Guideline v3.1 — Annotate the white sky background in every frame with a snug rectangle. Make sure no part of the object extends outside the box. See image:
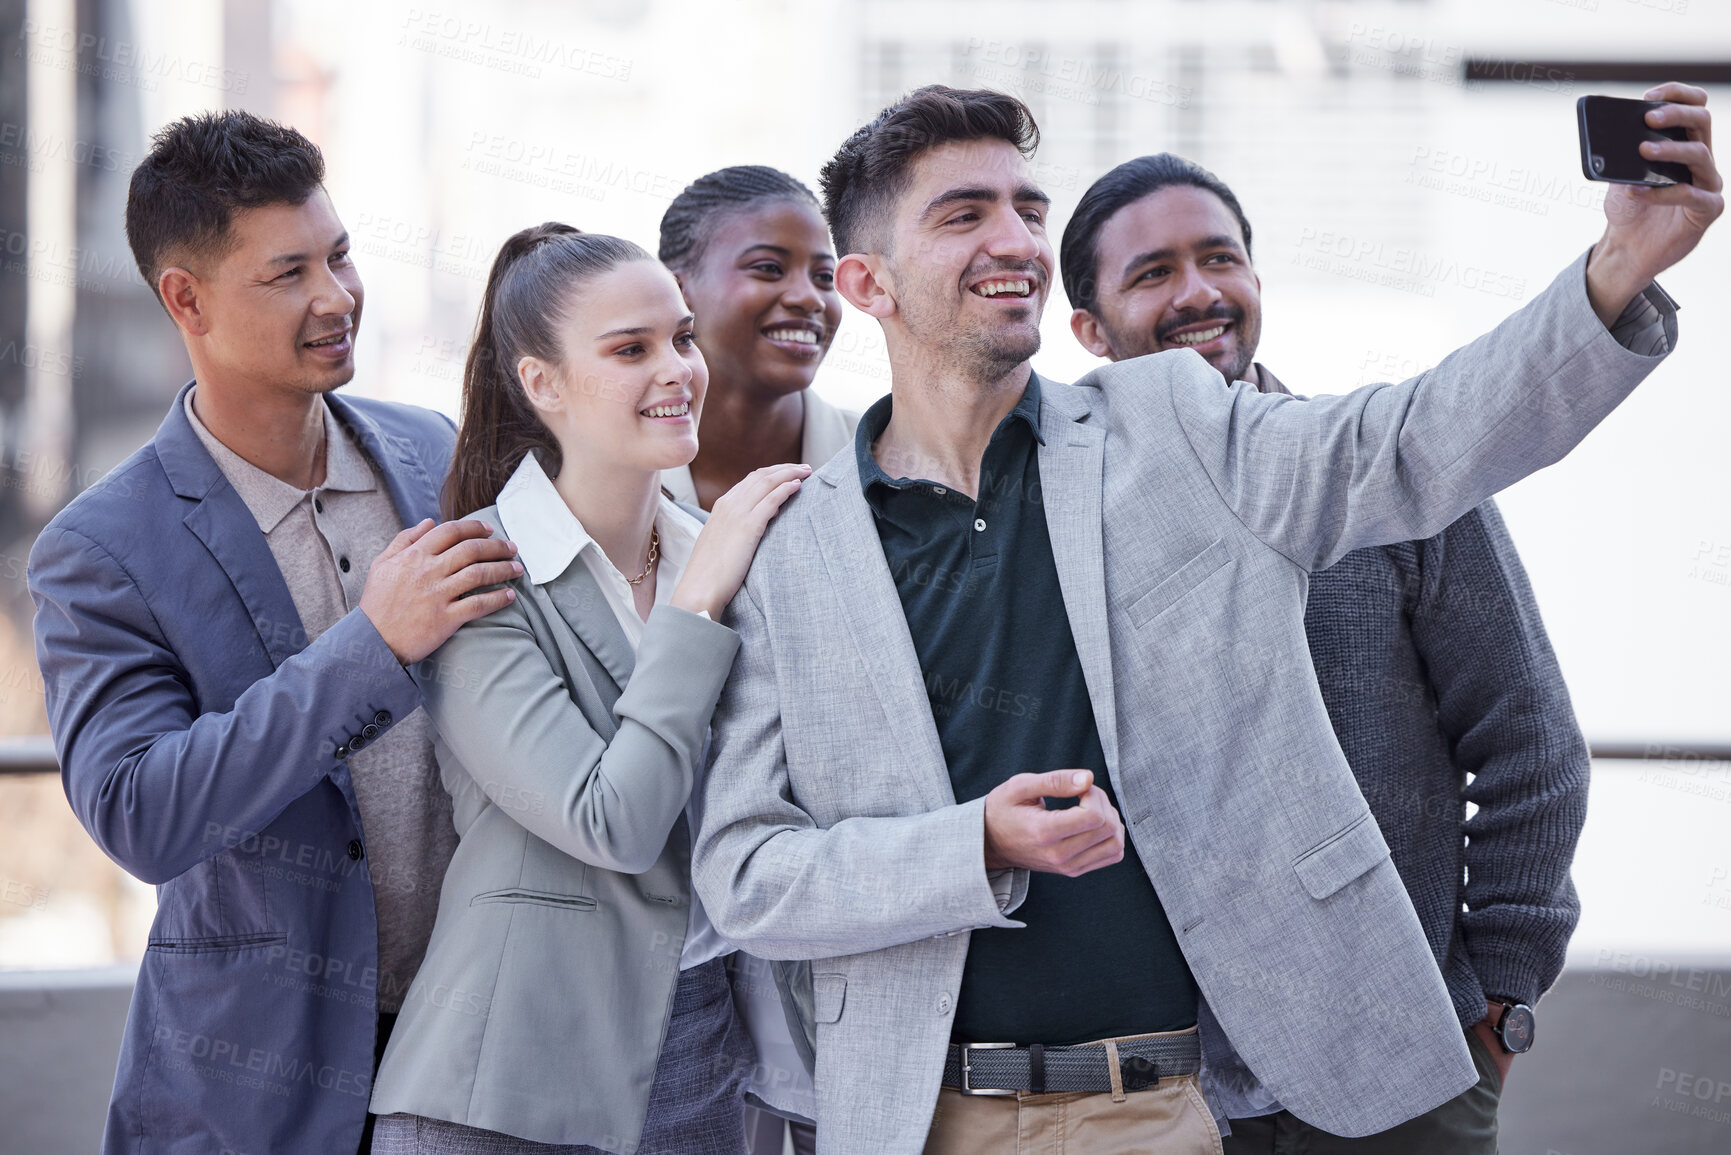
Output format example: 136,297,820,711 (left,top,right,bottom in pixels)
65,0,1722,969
